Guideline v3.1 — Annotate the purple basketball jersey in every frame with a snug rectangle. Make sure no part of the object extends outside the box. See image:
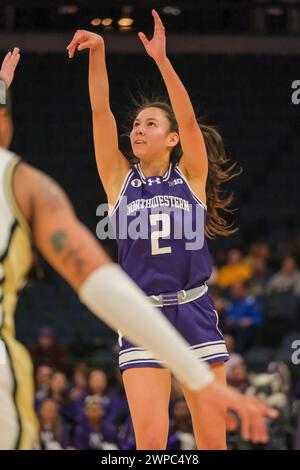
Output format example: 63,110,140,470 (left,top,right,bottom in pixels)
110,162,212,295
